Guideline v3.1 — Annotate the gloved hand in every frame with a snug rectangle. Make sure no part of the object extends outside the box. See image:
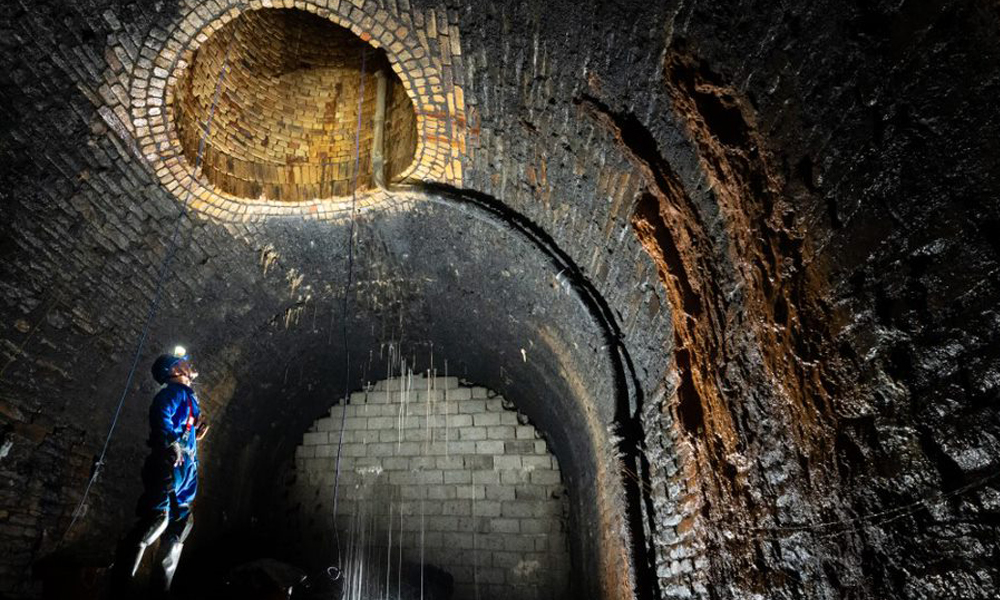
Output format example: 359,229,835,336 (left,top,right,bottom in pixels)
169,442,184,467
196,418,210,441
